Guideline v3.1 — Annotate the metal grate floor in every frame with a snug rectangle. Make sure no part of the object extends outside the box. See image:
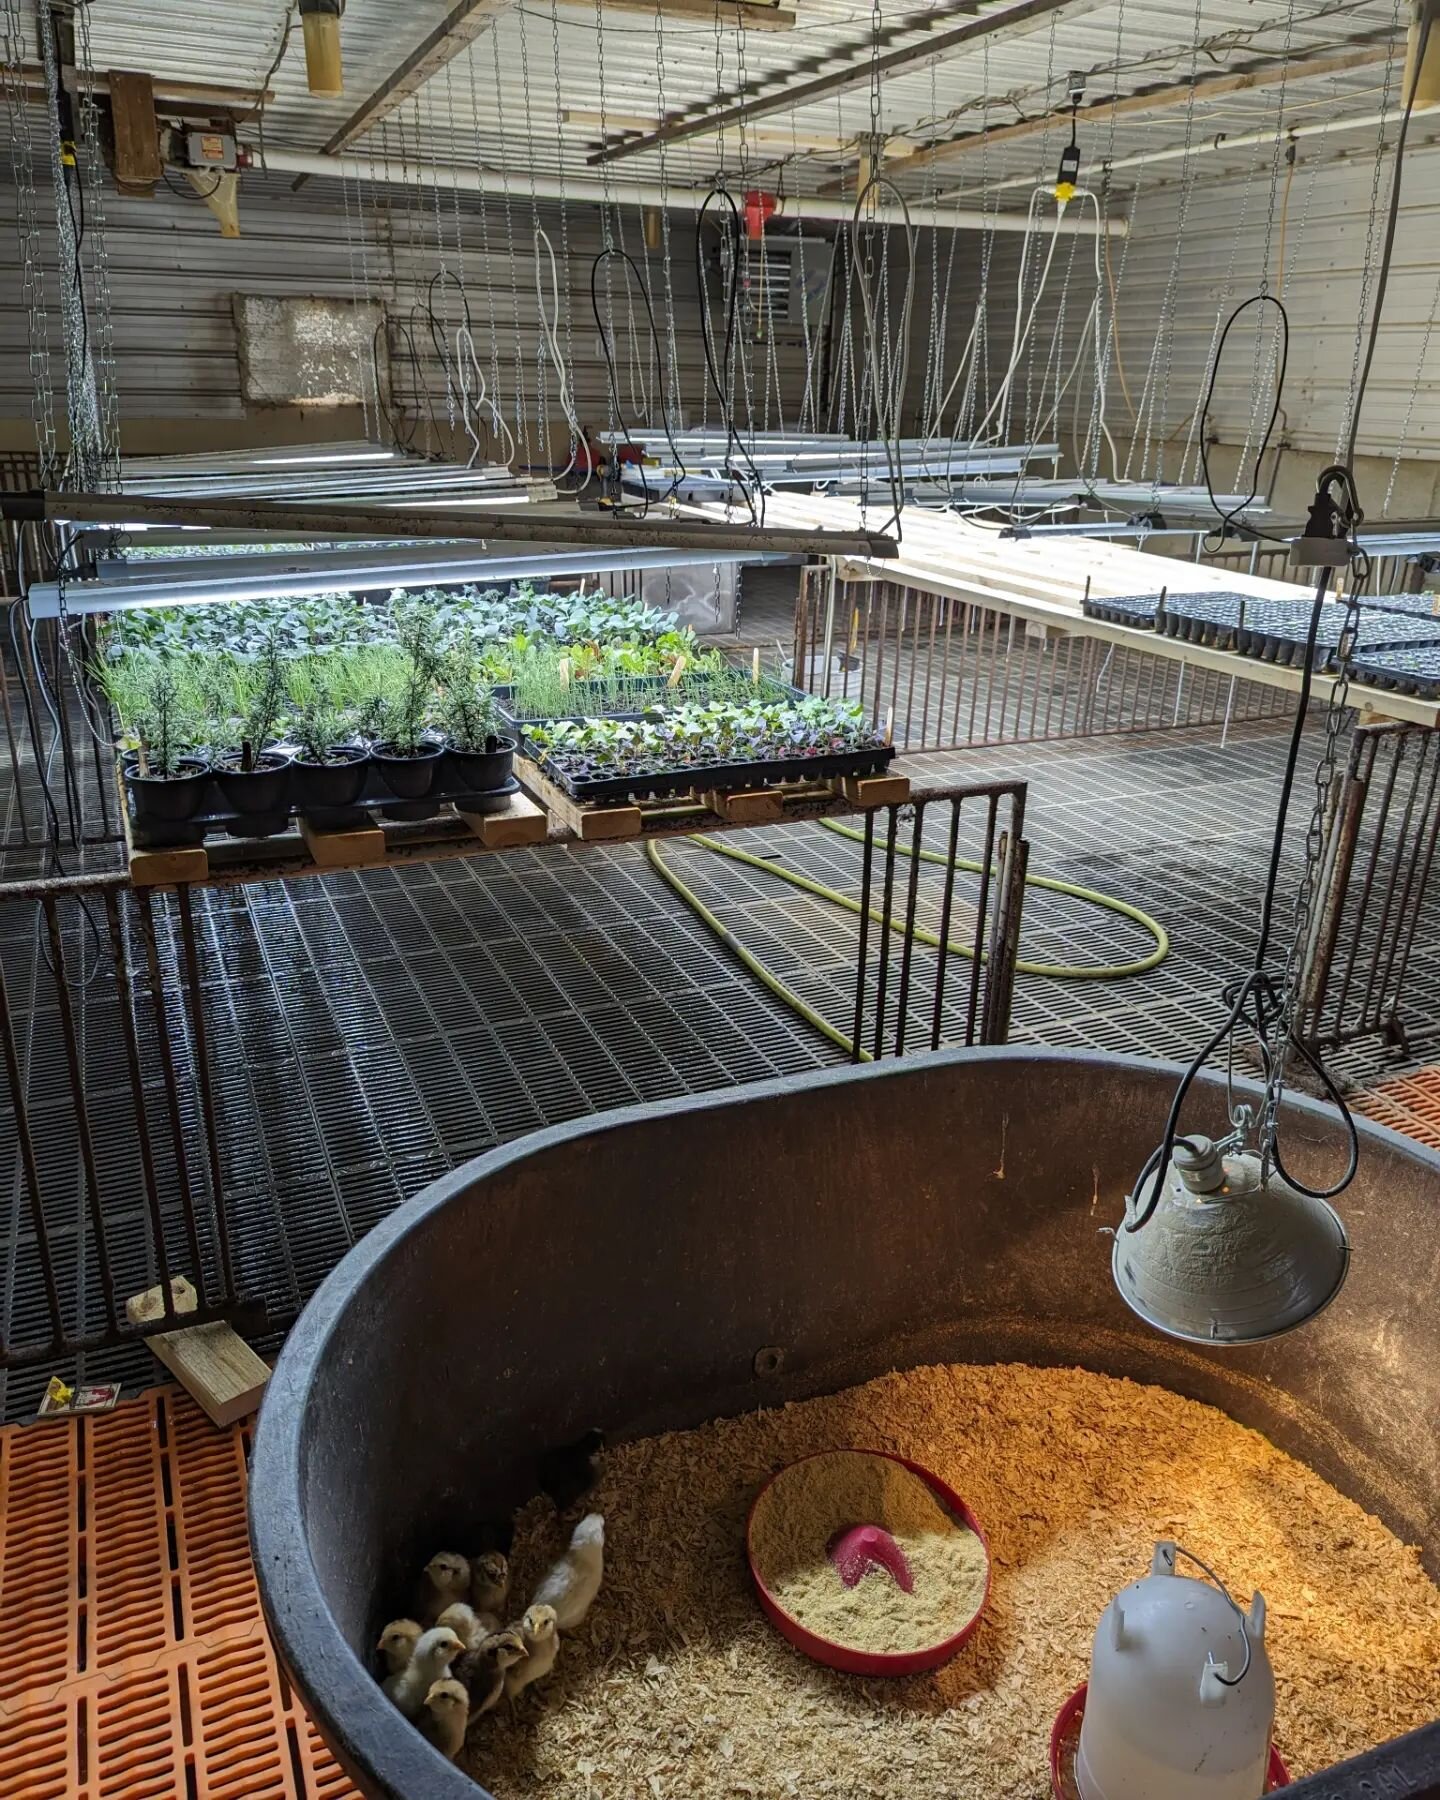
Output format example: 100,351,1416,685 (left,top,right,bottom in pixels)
3,716,1435,1420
